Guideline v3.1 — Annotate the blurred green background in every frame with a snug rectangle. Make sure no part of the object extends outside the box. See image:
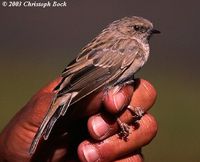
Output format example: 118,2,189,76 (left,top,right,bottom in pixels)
0,0,200,161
